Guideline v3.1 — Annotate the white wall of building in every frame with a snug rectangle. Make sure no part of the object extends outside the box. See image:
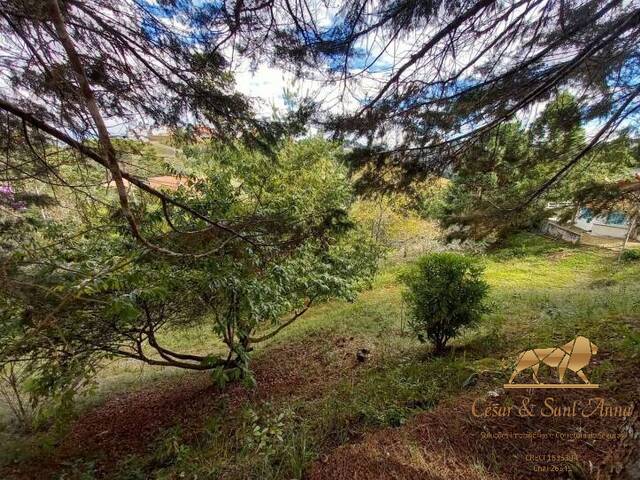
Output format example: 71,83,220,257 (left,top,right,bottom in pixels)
591,223,629,239
574,207,636,239
574,214,593,231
